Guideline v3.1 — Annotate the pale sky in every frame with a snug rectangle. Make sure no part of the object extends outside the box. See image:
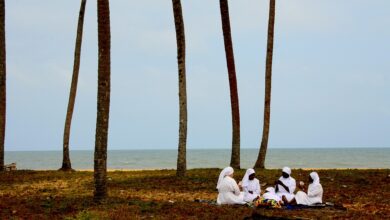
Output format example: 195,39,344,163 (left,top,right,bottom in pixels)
5,0,390,151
